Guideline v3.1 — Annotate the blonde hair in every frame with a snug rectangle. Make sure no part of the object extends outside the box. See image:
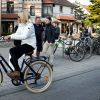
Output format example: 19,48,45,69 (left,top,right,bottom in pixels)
18,12,28,24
